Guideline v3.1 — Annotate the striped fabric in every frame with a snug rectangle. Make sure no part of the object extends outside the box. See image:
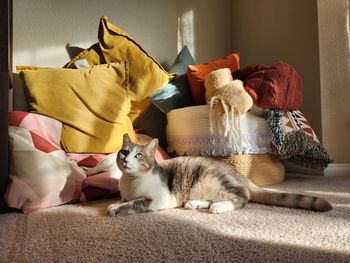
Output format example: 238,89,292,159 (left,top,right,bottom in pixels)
6,111,169,213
